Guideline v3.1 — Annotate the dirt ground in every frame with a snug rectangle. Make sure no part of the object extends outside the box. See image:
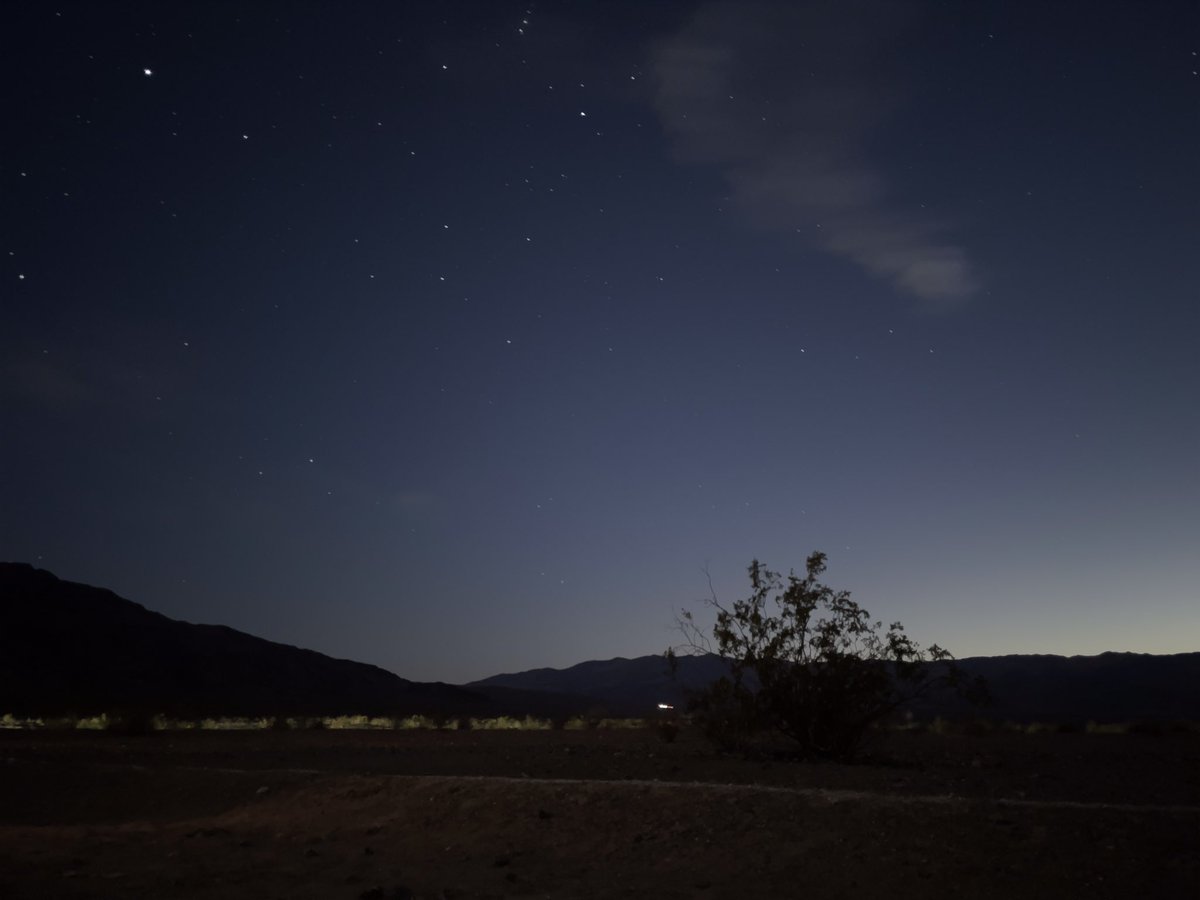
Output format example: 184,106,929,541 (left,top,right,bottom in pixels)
1,727,1197,898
